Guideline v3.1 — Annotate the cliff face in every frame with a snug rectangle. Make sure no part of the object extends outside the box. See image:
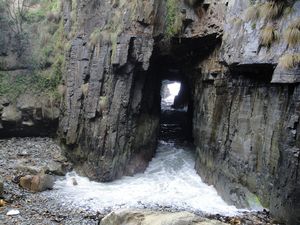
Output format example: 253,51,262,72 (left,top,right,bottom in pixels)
57,0,299,224
192,1,300,224
59,0,161,181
